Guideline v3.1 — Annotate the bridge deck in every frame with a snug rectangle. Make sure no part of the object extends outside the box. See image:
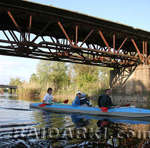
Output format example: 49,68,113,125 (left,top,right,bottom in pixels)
0,85,17,89
1,0,150,40
0,0,149,67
